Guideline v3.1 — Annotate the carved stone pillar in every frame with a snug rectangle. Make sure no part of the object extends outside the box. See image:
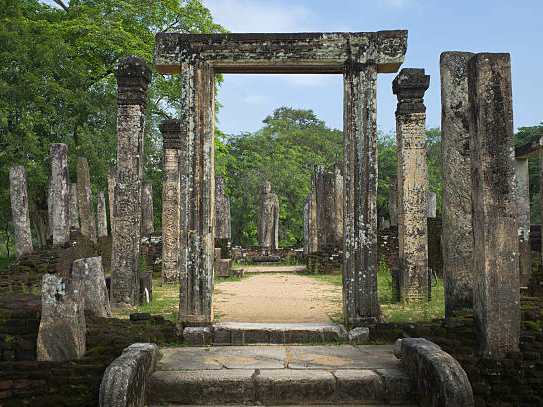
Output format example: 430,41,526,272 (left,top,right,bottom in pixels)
142,182,154,236
258,181,280,251
9,166,33,257
343,63,380,325
69,183,79,230
468,53,519,358
161,119,182,283
96,192,108,238
76,157,97,243
49,143,70,246
111,56,151,307
303,189,318,255
107,166,116,235
178,61,215,325
393,68,430,302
